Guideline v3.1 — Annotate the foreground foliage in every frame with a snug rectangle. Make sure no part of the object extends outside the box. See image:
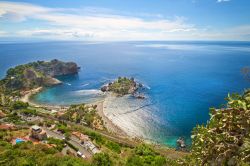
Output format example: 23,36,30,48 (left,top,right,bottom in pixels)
185,90,250,165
